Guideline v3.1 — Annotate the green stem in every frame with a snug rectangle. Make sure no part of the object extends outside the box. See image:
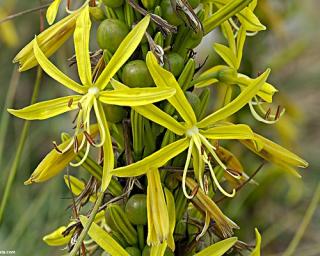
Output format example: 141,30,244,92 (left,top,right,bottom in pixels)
0,67,42,225
282,182,320,256
69,192,104,256
137,224,145,250
0,67,20,167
